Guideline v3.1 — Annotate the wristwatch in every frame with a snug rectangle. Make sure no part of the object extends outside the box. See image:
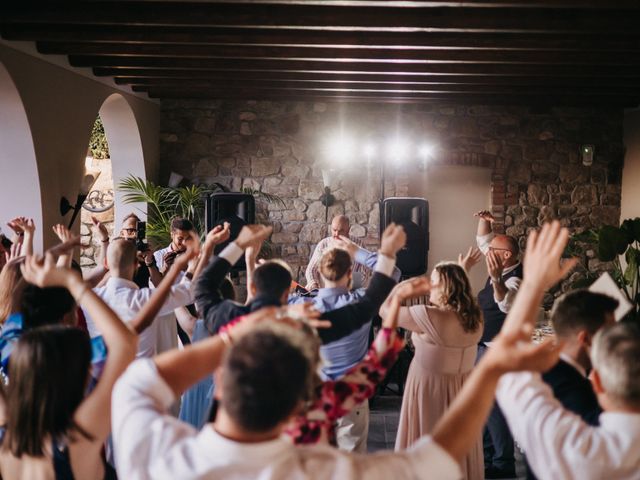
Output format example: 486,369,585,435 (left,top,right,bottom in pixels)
145,260,157,268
